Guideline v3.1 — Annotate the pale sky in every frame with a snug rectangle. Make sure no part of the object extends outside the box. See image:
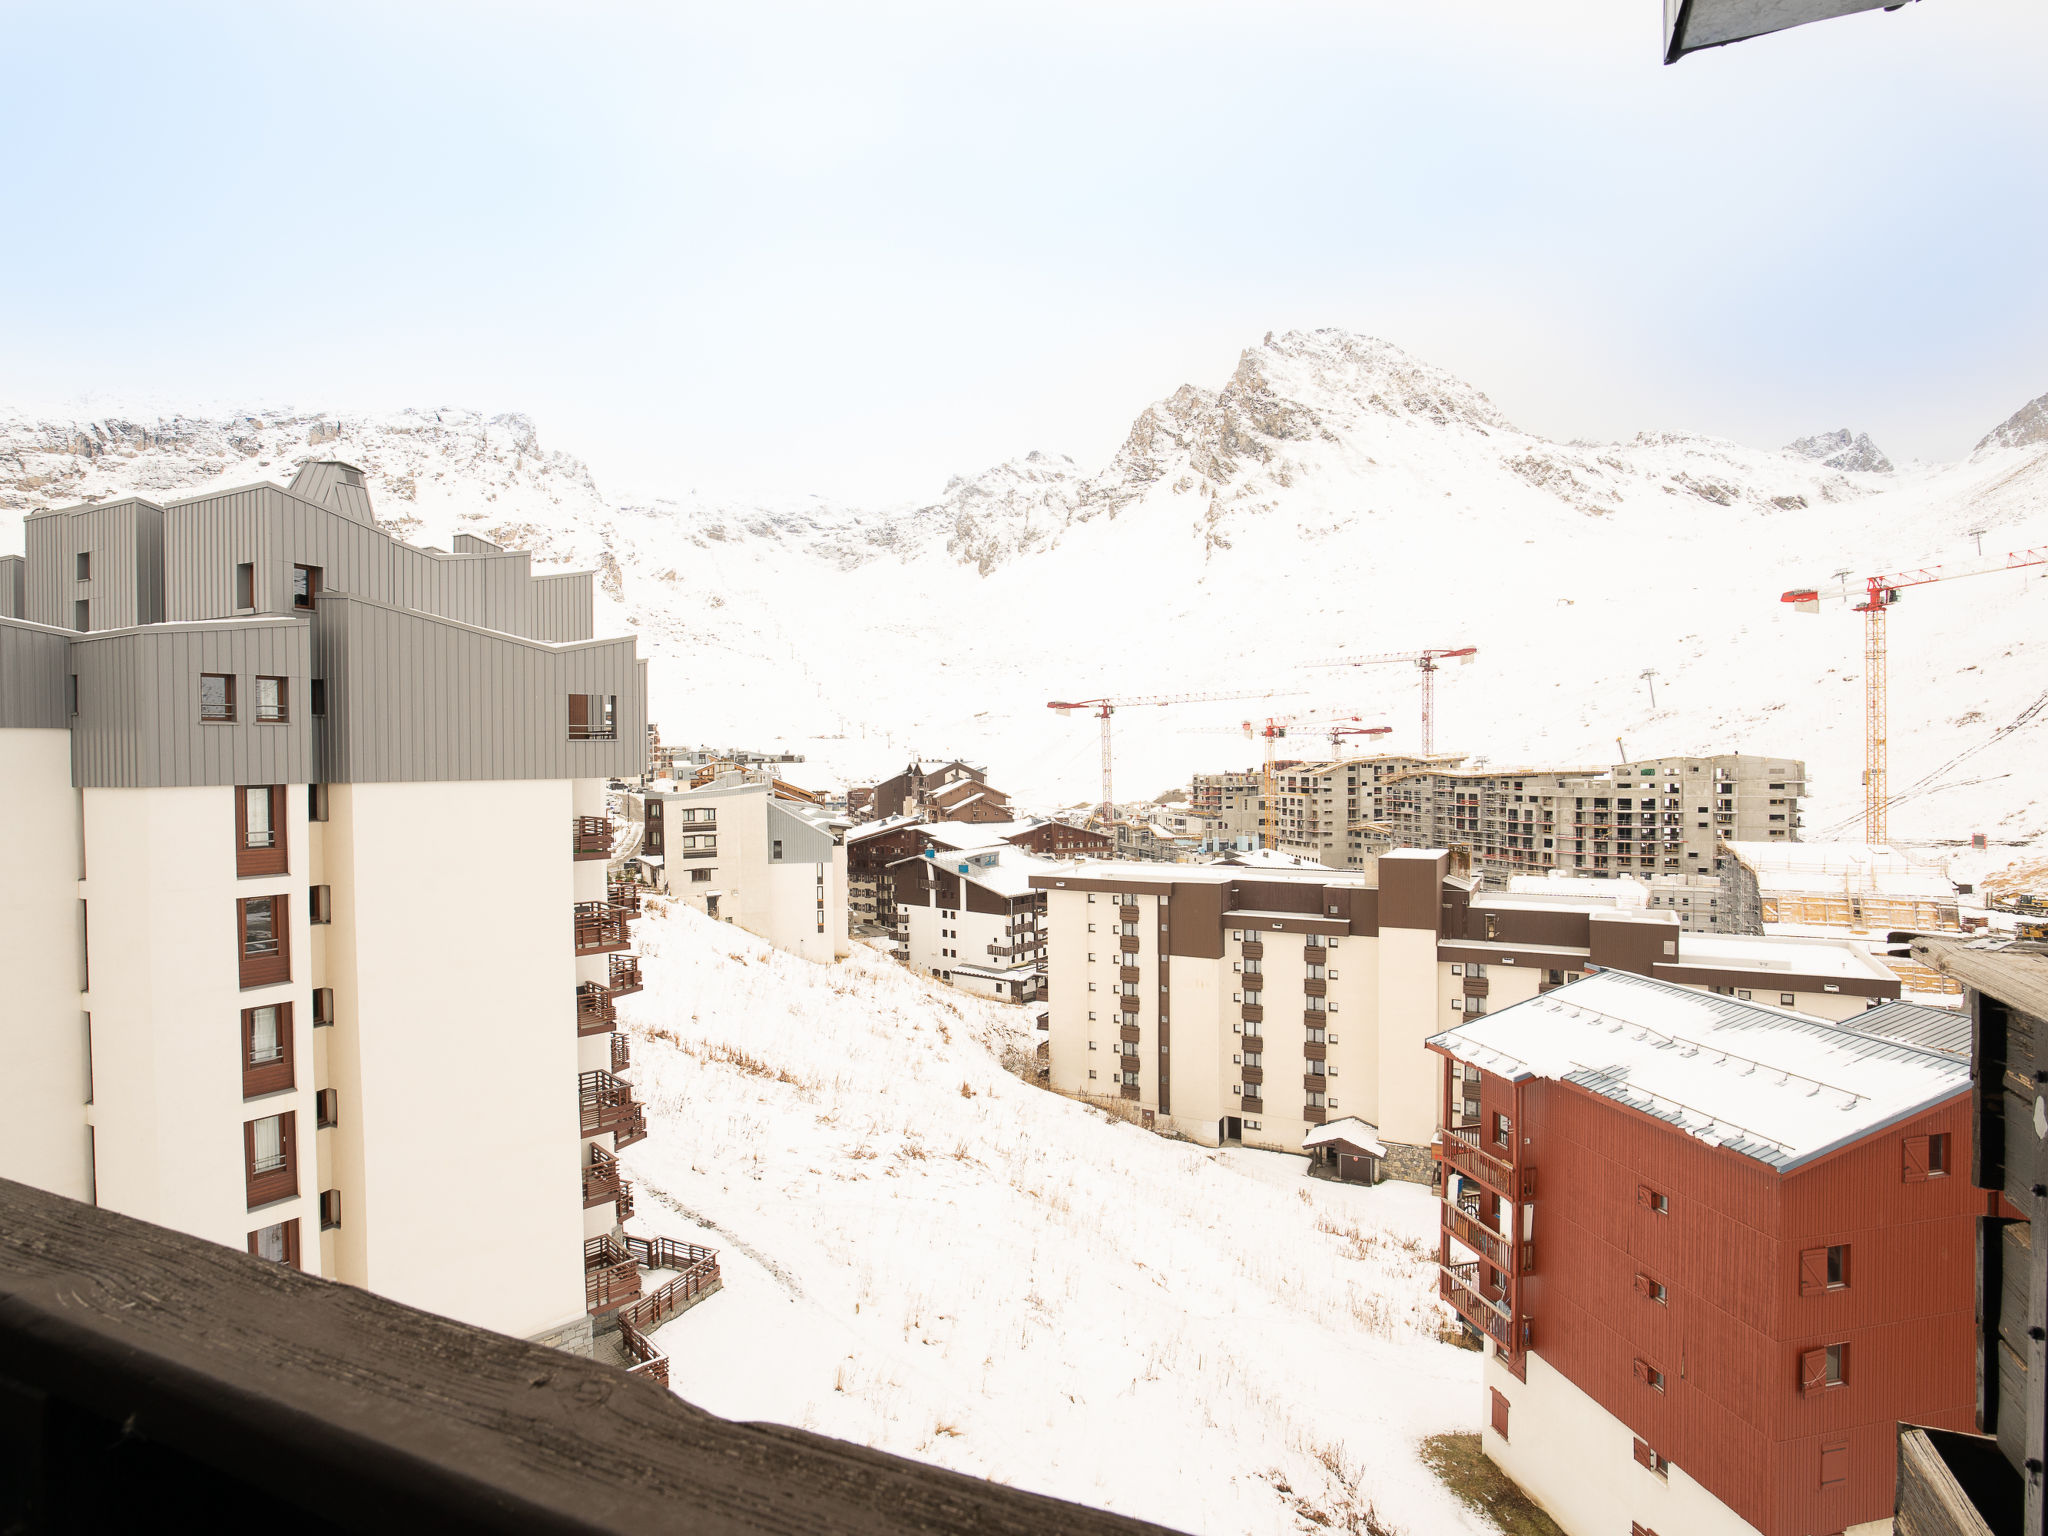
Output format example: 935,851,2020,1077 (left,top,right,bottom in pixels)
4,1,2044,504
